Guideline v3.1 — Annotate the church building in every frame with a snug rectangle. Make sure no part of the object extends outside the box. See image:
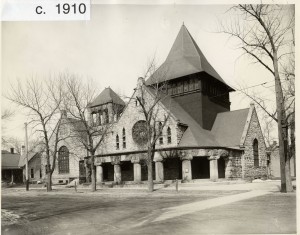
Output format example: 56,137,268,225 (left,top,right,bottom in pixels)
88,24,268,184
44,24,267,185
